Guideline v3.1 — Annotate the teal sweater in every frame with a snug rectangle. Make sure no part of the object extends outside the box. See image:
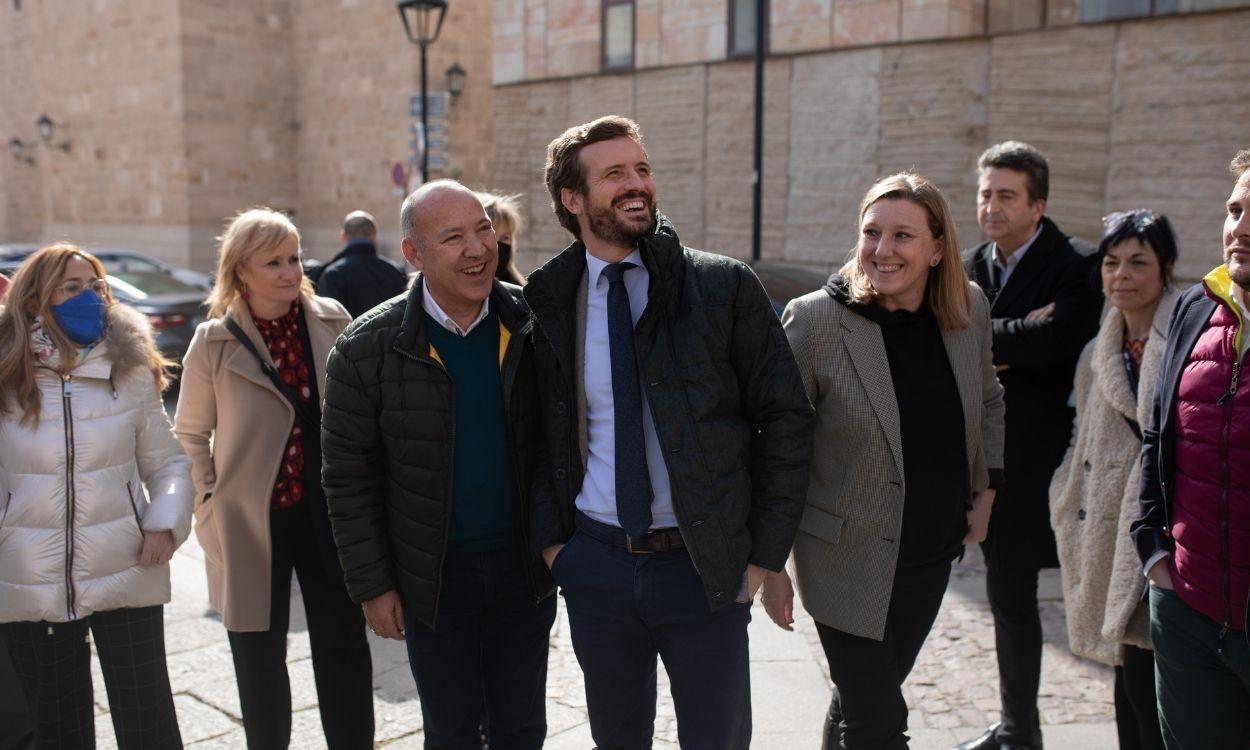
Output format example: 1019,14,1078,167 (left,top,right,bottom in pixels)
425,310,518,552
